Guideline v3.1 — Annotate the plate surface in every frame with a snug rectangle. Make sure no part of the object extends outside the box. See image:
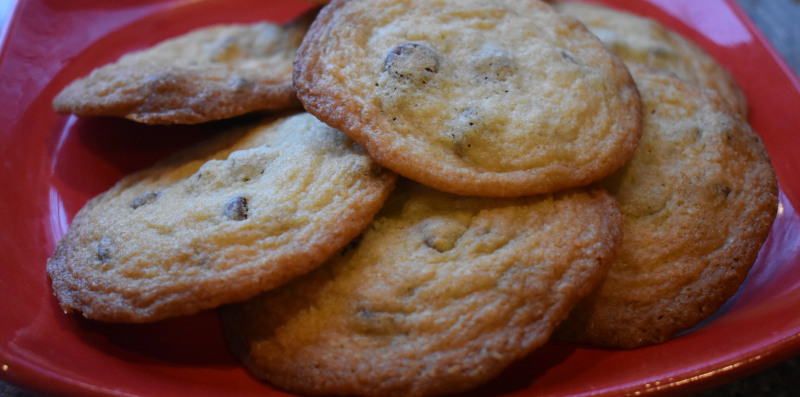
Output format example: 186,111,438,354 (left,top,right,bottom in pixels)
1,0,799,396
